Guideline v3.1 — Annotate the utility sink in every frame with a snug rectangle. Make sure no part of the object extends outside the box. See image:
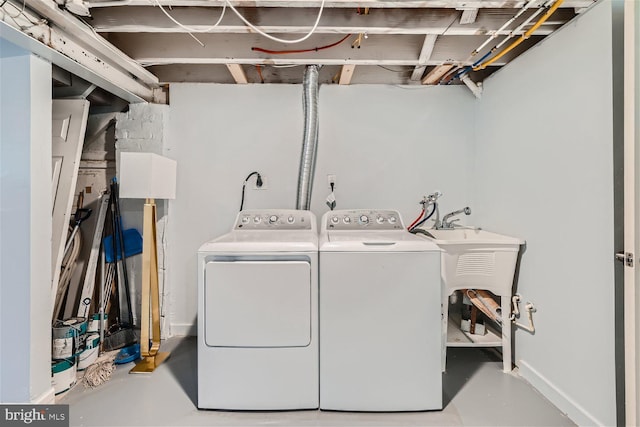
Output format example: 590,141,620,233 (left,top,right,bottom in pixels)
416,228,524,296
